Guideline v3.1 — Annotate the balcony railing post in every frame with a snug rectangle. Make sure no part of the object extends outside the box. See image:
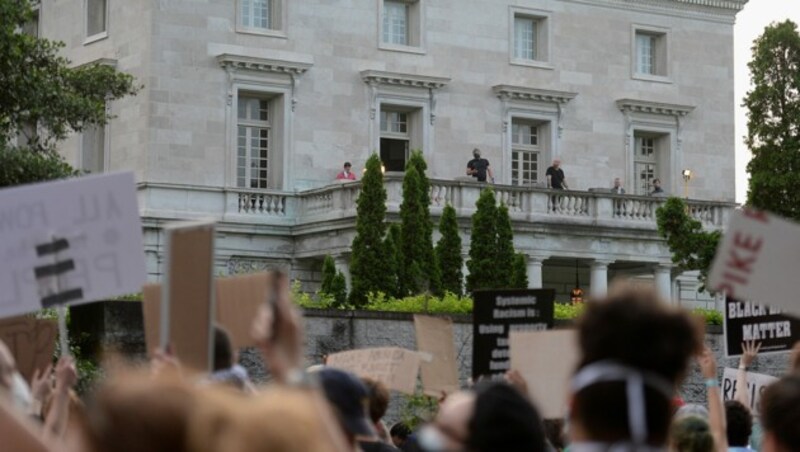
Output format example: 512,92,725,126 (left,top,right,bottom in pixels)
596,196,613,221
